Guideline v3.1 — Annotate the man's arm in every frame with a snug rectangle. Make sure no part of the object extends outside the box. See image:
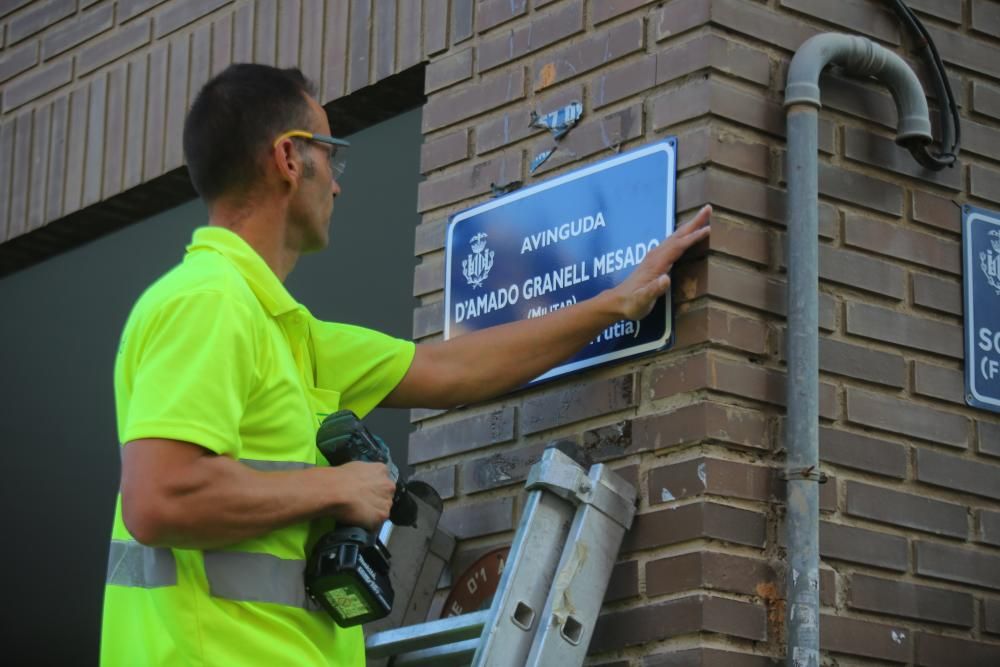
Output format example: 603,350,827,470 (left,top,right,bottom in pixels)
120,438,396,549
383,205,711,409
